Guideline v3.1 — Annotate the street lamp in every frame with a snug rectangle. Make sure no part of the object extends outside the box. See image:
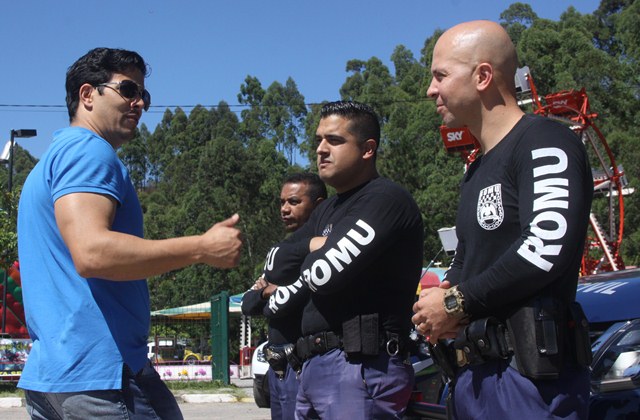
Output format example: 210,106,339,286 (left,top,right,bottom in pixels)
7,129,37,193
2,128,36,334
